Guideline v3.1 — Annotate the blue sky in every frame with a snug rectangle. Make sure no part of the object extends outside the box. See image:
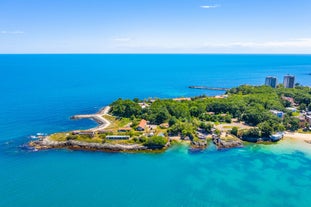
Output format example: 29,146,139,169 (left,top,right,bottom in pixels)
1,0,311,53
